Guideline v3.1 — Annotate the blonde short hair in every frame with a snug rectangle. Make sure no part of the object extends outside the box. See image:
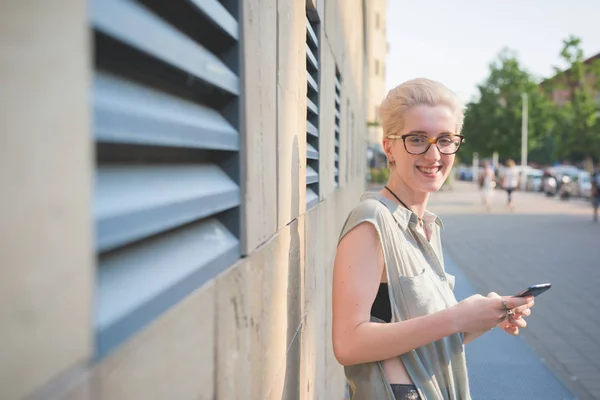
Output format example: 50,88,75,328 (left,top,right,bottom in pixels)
378,78,465,139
